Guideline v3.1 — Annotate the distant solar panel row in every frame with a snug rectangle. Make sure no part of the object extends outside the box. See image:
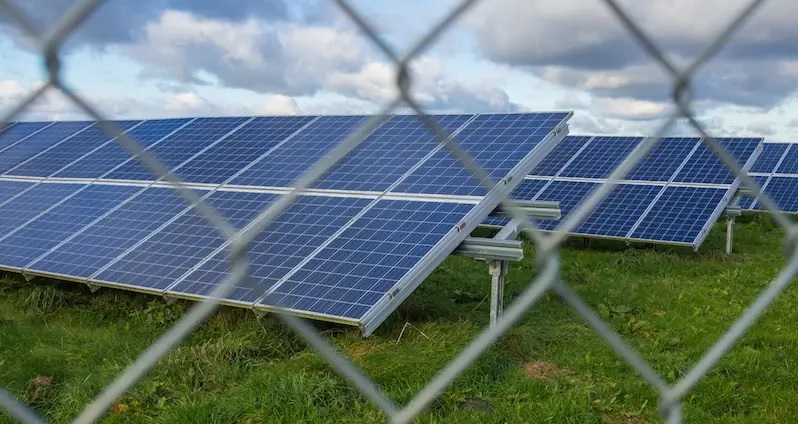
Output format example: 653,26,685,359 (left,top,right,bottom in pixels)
0,112,572,334
484,135,763,247
736,142,798,213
